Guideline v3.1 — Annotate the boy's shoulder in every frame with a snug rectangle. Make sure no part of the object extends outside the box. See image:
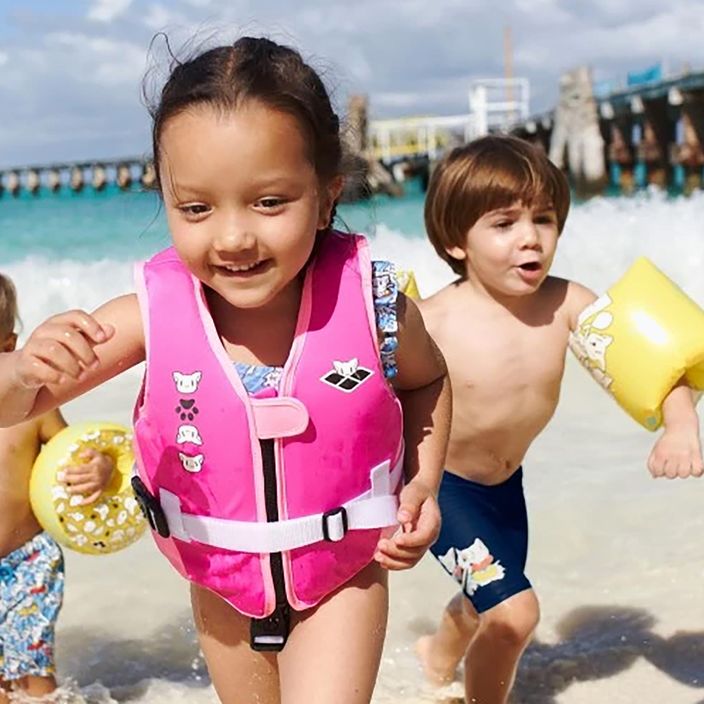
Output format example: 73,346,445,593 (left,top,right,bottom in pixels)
540,276,597,329
417,280,462,327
